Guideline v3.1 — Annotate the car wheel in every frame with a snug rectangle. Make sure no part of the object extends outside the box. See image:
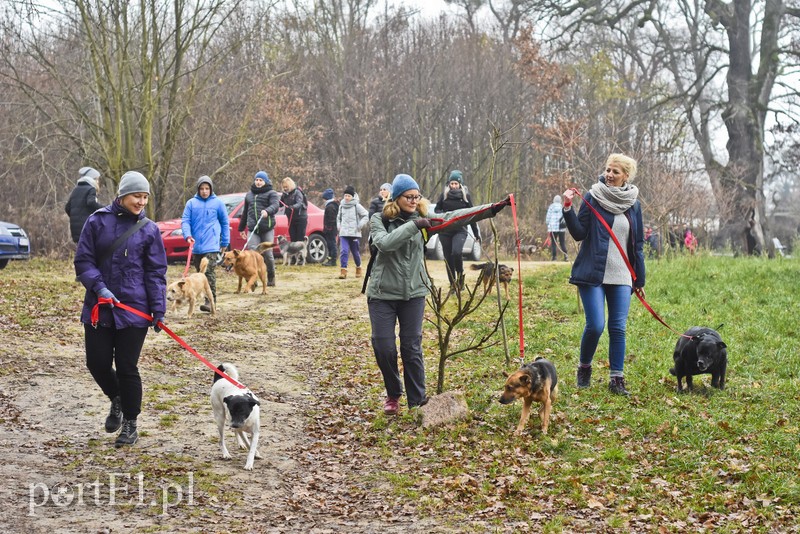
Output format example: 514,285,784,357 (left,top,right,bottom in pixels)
306,233,328,264
427,238,444,261
468,240,482,262
0,259,7,270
